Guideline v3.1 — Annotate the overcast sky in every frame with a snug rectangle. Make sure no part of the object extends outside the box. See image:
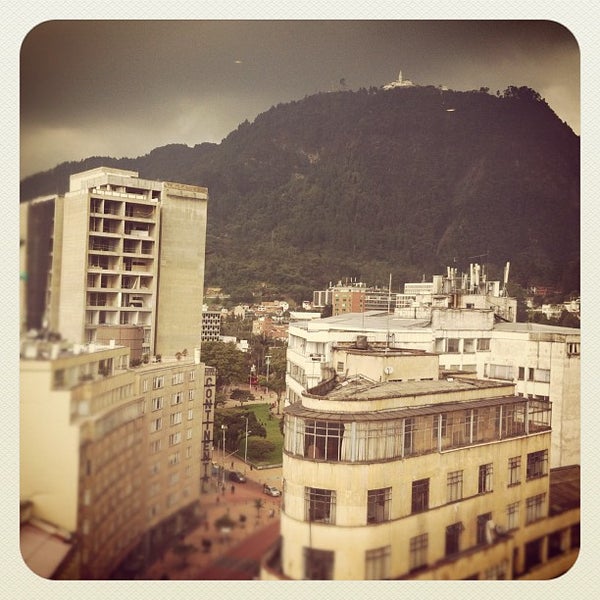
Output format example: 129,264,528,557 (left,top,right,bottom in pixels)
20,19,580,178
